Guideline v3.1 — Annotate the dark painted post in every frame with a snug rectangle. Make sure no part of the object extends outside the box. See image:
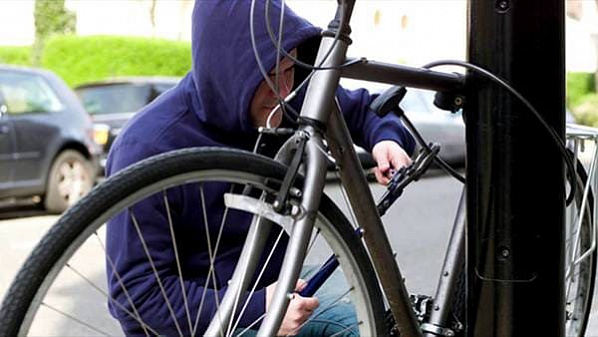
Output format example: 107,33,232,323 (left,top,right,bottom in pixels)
466,0,565,336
